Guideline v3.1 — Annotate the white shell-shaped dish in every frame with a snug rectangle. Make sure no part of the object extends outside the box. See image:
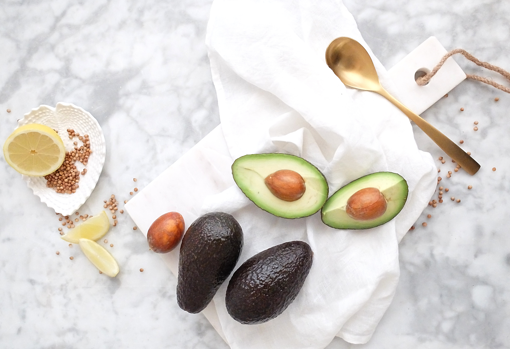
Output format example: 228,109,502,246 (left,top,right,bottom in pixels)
17,103,106,216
